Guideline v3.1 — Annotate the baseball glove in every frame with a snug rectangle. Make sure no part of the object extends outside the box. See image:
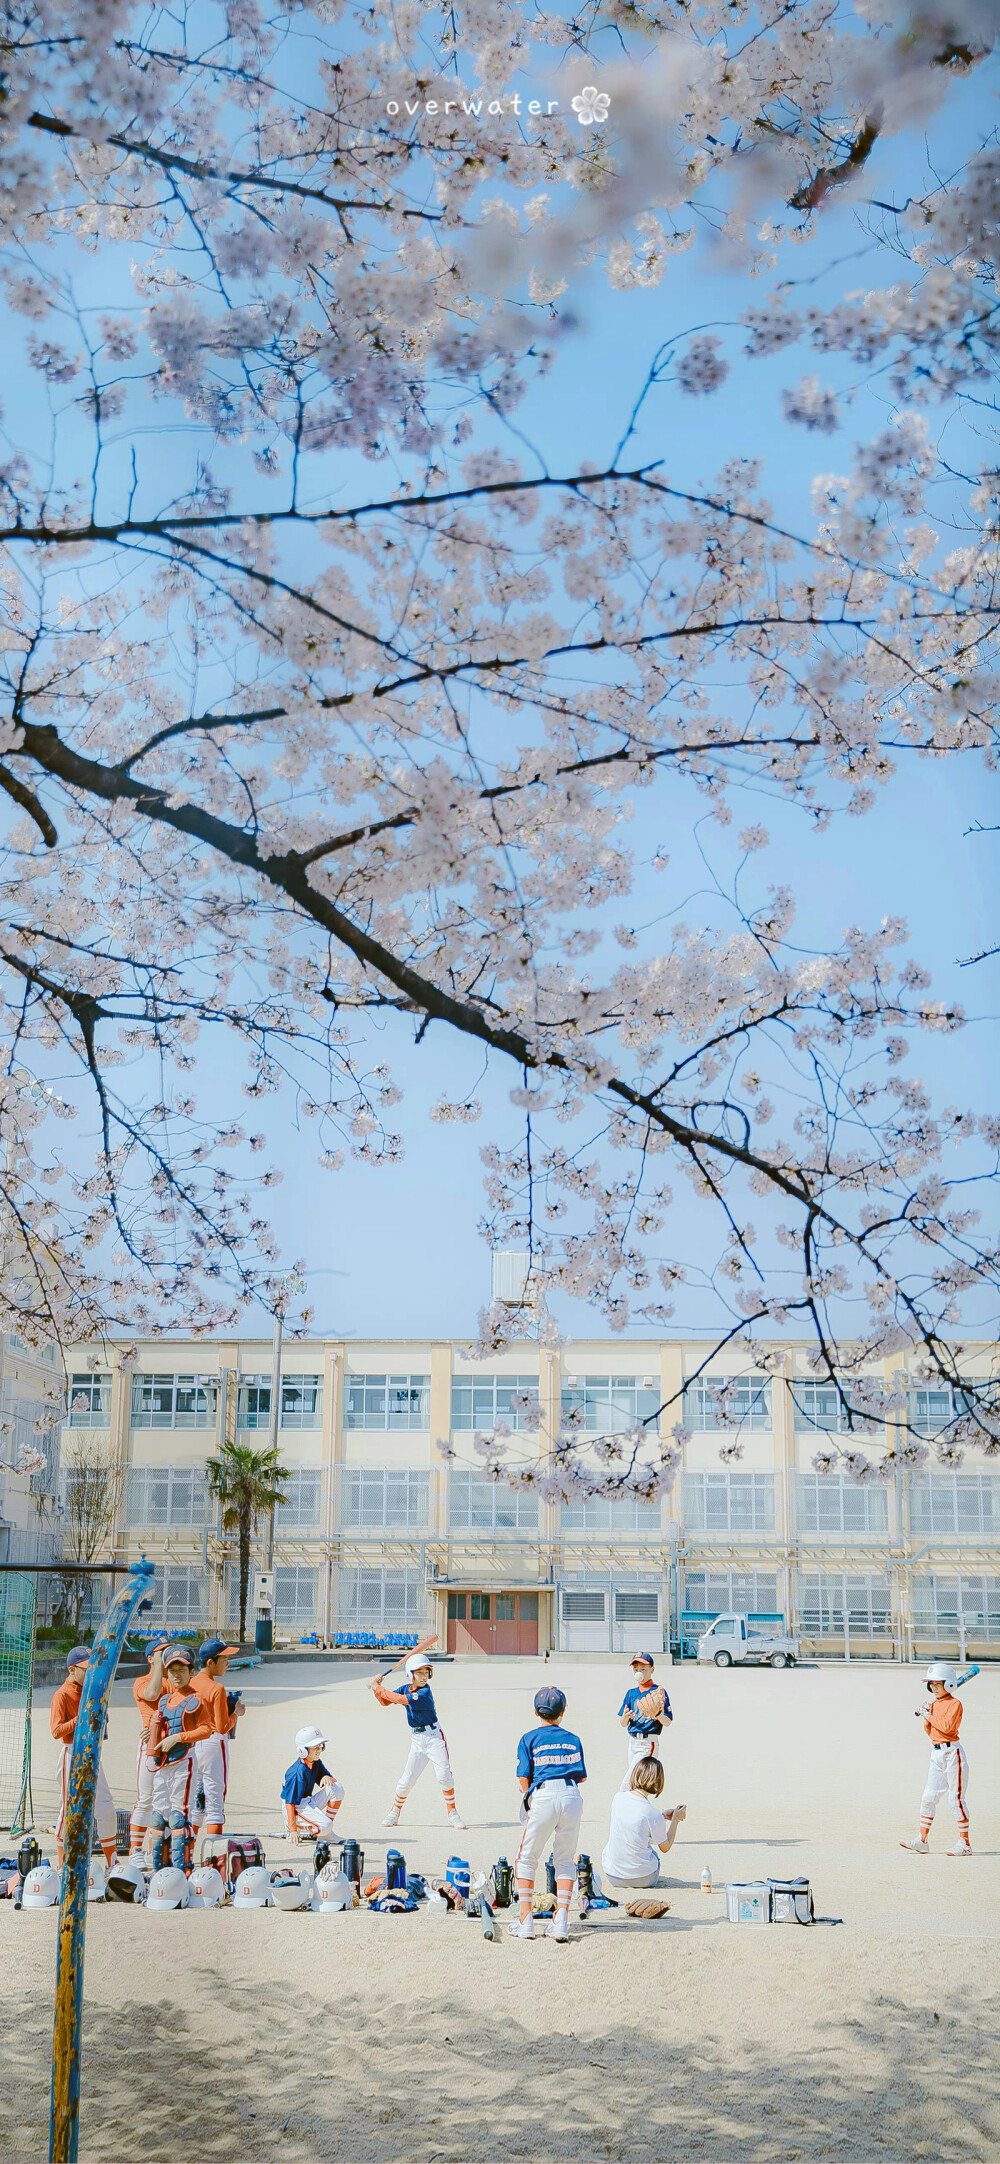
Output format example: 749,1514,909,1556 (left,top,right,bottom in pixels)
625,1897,671,1918
432,1879,465,1910
633,1687,667,1723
